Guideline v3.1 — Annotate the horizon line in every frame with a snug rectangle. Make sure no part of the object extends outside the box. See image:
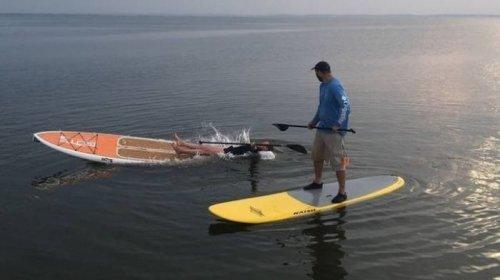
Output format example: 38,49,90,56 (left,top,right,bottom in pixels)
1,12,499,17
